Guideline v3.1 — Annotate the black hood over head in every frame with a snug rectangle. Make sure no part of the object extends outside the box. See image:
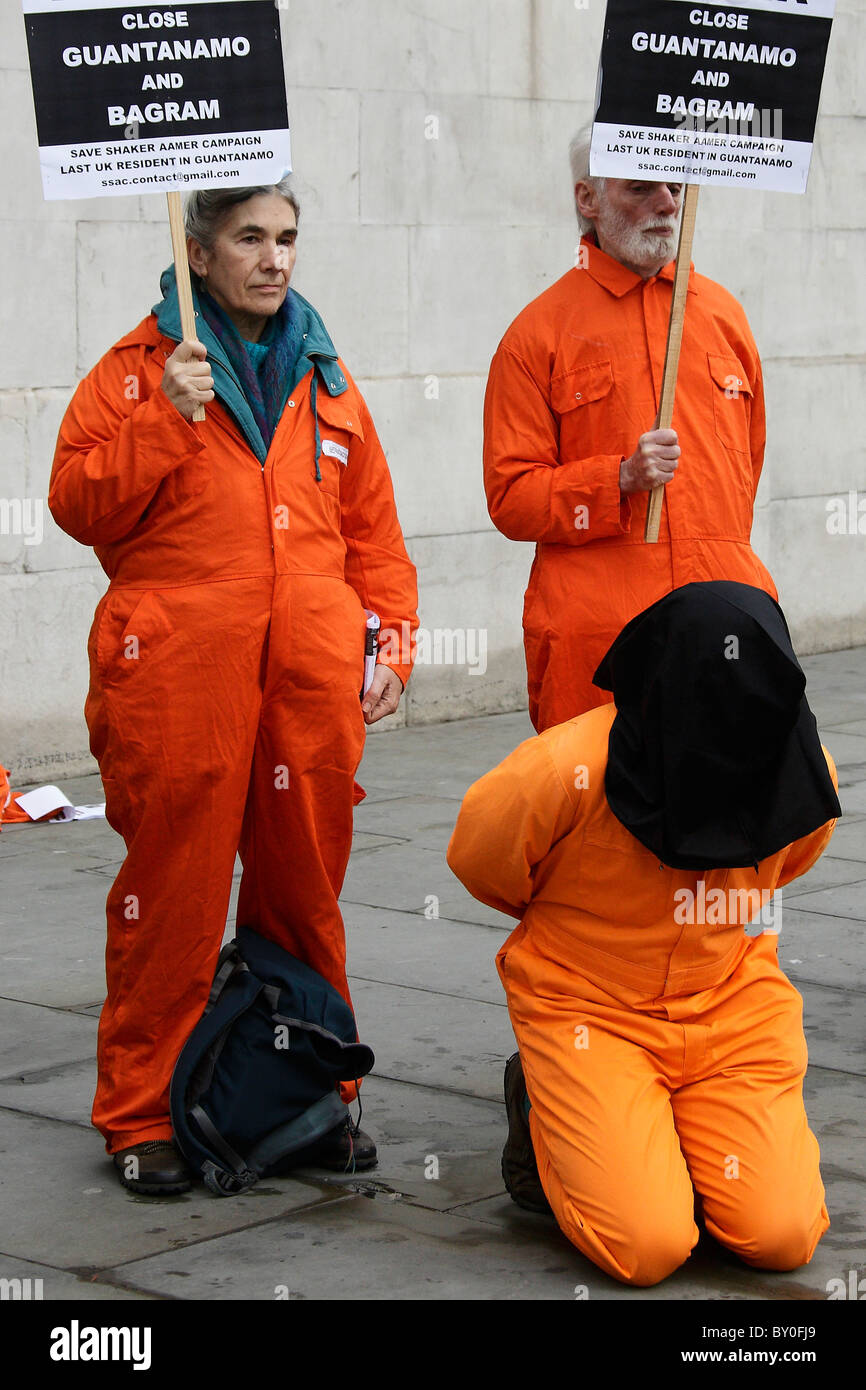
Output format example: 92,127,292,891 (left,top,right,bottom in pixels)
592,582,840,871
